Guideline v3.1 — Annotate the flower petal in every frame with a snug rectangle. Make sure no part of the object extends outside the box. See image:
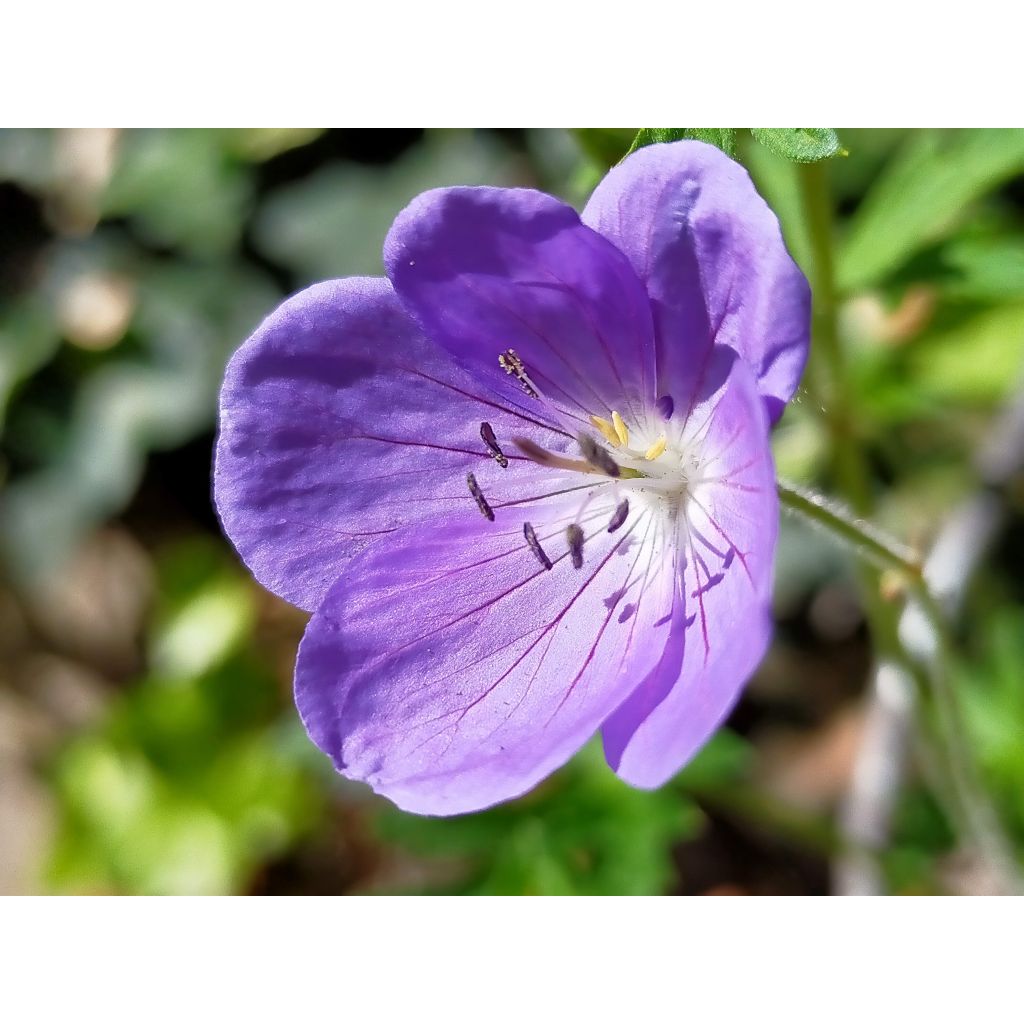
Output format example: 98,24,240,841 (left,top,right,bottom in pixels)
295,495,677,816
582,141,810,423
602,356,778,787
383,186,658,433
214,276,572,612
